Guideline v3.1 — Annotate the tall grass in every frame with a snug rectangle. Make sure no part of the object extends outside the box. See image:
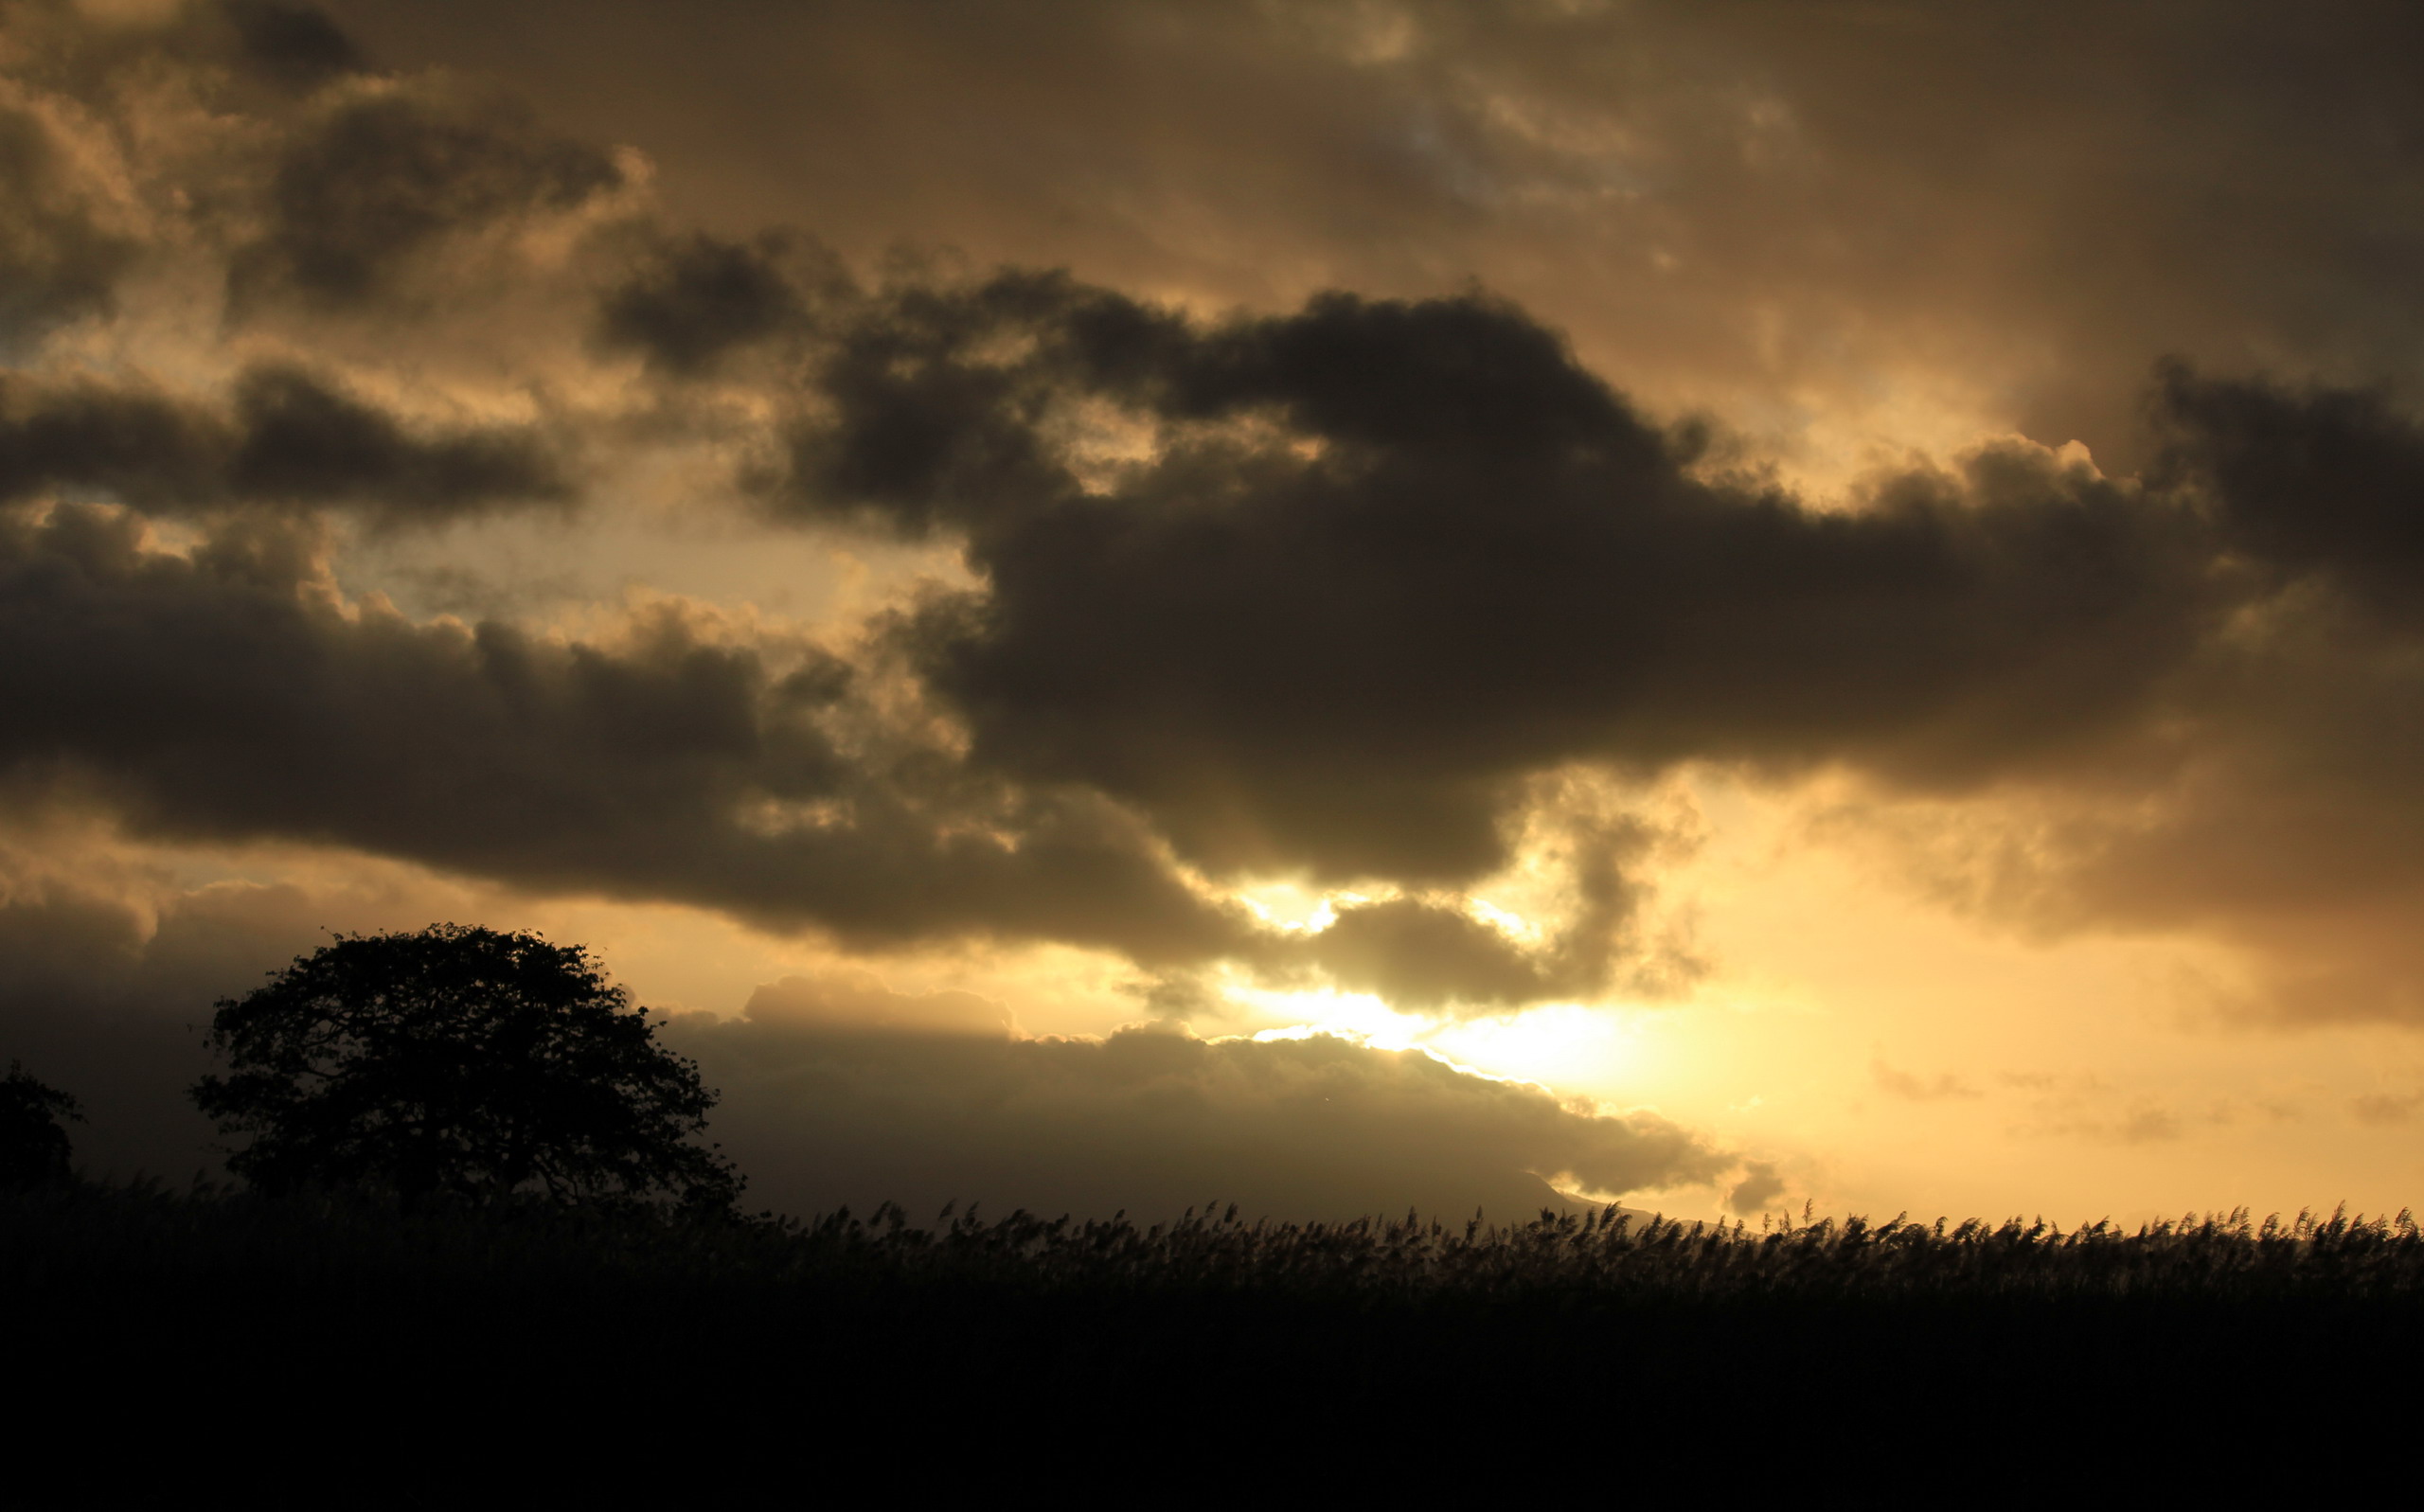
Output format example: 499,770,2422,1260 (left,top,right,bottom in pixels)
787,1199,2424,1301
12,1185,2415,1493
15,1181,2424,1301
